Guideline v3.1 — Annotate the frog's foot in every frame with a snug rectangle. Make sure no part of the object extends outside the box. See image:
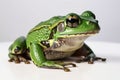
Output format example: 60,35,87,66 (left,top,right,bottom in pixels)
95,57,106,62
8,56,20,64
18,56,30,64
8,54,30,64
76,55,106,64
87,57,106,64
41,61,76,72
